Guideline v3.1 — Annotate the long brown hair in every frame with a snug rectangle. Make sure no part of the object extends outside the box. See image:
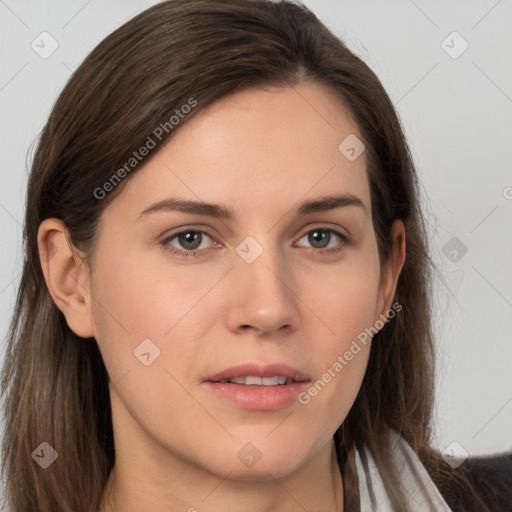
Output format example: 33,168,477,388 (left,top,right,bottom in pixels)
1,1,487,510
